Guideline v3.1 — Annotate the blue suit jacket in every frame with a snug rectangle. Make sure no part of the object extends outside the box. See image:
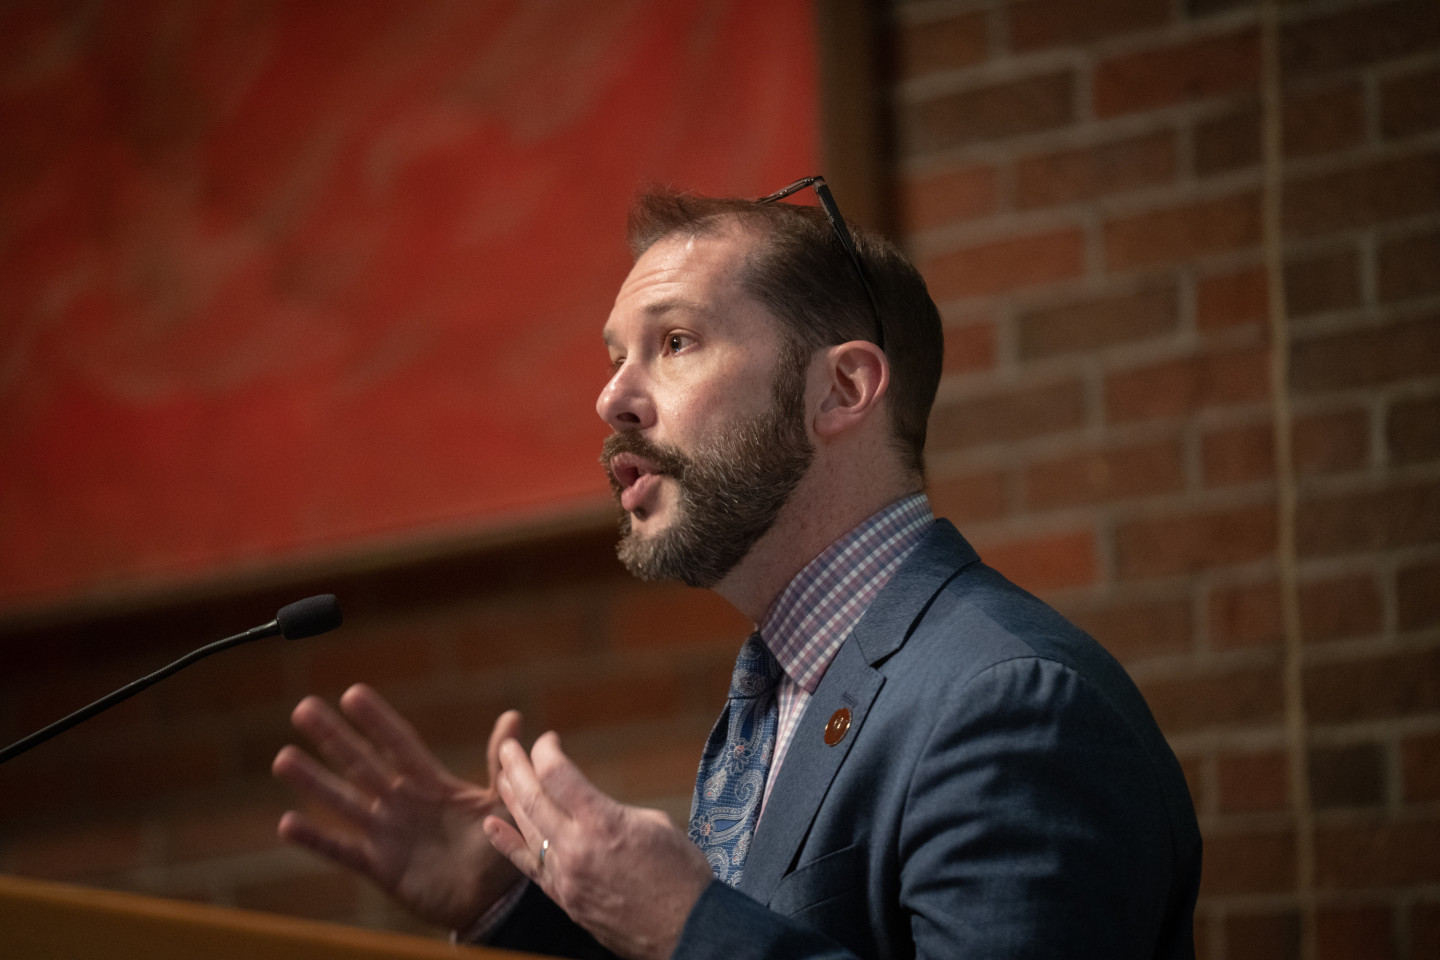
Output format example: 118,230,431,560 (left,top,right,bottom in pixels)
492,521,1201,959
